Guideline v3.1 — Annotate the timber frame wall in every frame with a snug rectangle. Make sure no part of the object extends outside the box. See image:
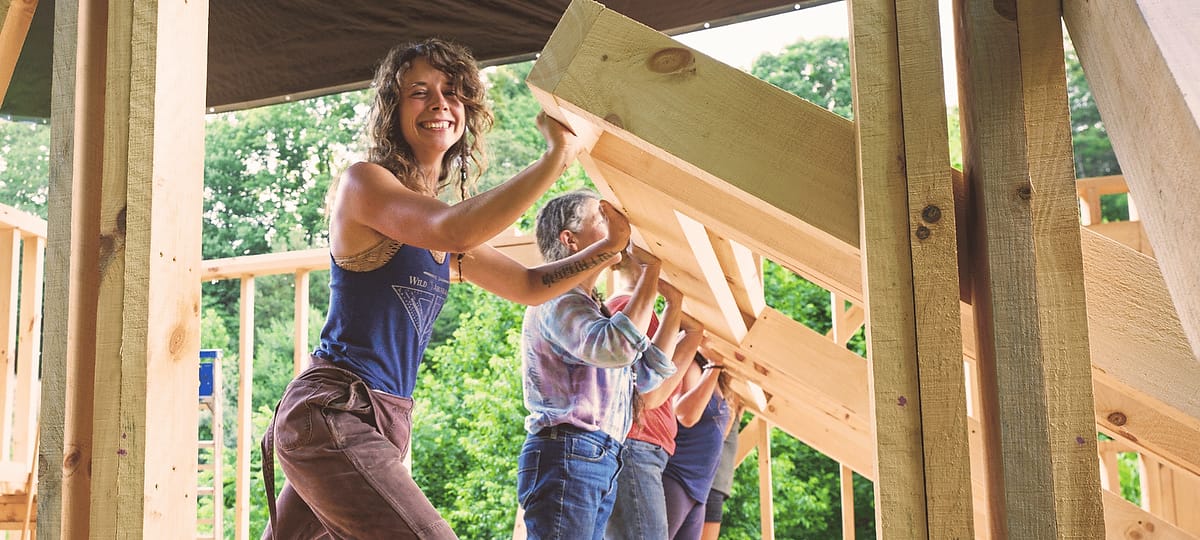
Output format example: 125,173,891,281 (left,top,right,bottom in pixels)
24,0,1200,538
